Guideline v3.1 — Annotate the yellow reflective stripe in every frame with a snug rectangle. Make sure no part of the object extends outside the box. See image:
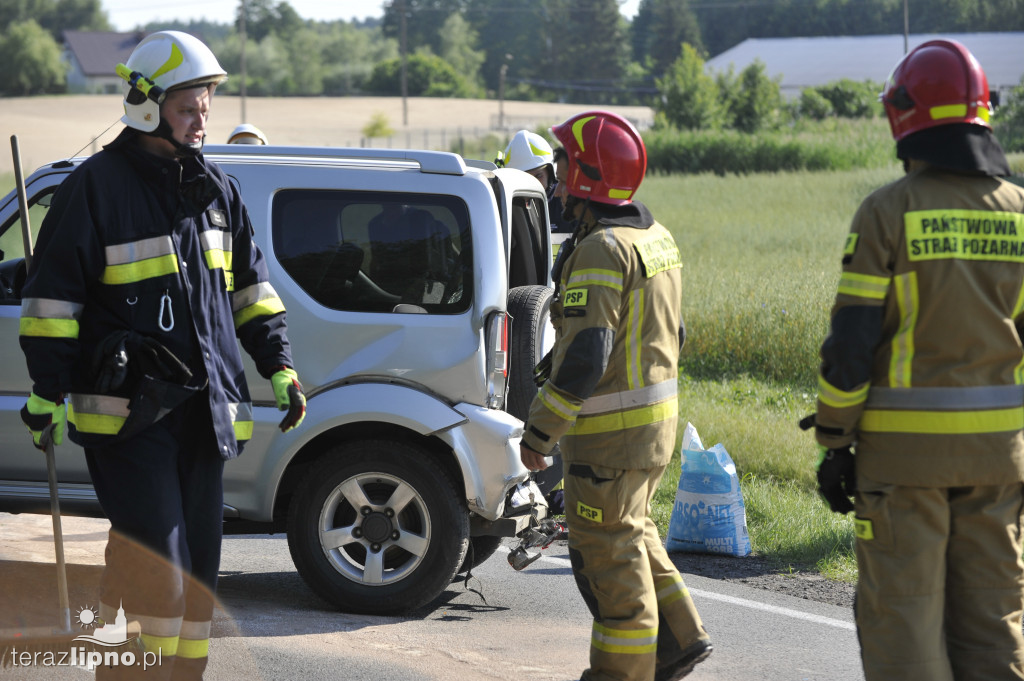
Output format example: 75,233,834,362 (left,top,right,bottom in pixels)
655,574,689,607
889,272,918,388
140,633,179,656
608,187,632,200
228,402,253,440
930,104,967,120
233,297,286,327
67,394,130,435
571,115,597,152
200,229,233,271
539,383,578,421
102,255,179,284
103,236,179,284
627,289,643,390
150,42,184,80
19,317,79,338
837,272,890,300
591,622,658,655
860,408,1024,434
176,638,209,659
570,397,677,435
566,268,623,292
817,375,869,409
